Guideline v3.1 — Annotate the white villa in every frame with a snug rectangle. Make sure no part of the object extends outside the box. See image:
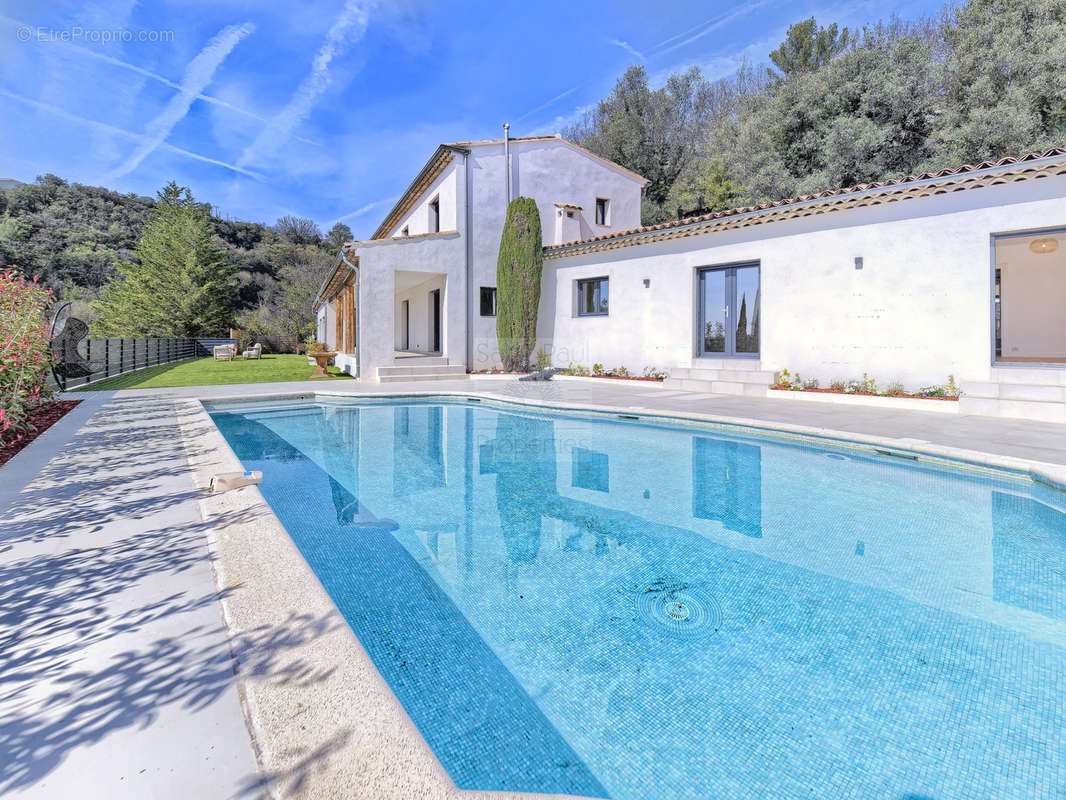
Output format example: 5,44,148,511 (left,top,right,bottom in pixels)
315,135,1066,422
